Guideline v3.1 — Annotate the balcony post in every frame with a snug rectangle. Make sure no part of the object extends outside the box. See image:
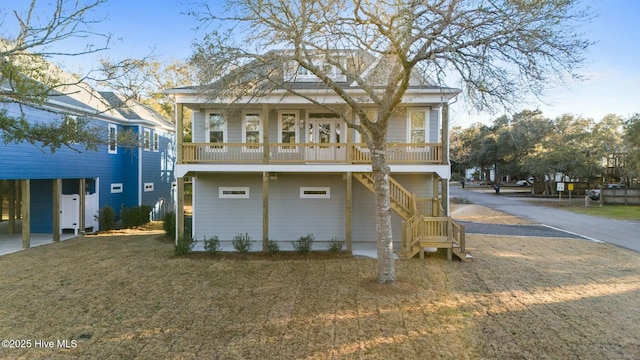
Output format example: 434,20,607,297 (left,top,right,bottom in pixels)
263,104,269,165
346,126,353,164
442,103,449,166
175,103,184,164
